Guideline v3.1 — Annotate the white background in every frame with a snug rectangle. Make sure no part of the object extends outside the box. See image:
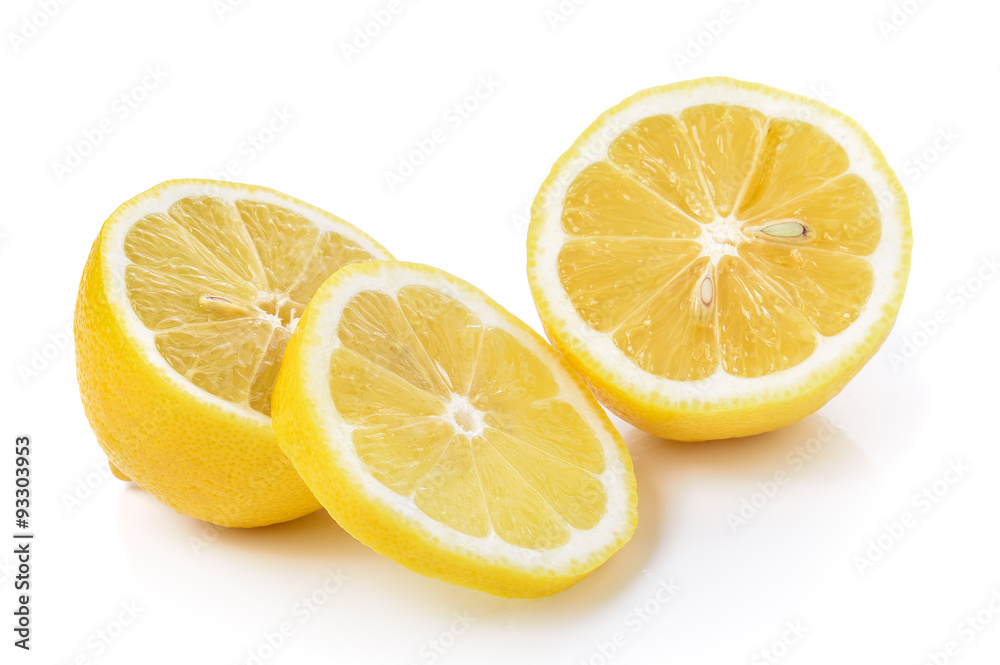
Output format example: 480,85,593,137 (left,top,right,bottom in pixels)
2,0,999,663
